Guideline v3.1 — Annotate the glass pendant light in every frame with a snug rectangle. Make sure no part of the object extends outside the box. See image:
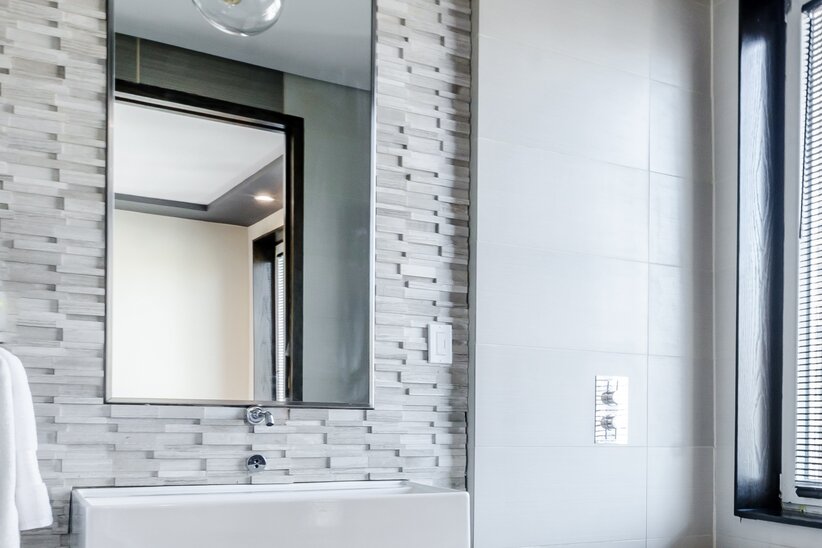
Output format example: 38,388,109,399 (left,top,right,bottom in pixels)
192,0,284,36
